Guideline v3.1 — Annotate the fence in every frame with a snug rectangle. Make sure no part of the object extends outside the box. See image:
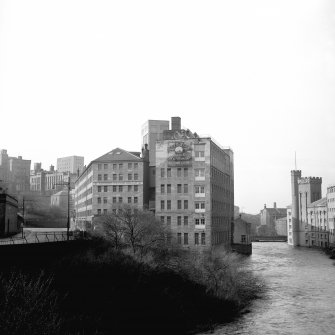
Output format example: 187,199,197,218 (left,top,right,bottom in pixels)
0,231,74,245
